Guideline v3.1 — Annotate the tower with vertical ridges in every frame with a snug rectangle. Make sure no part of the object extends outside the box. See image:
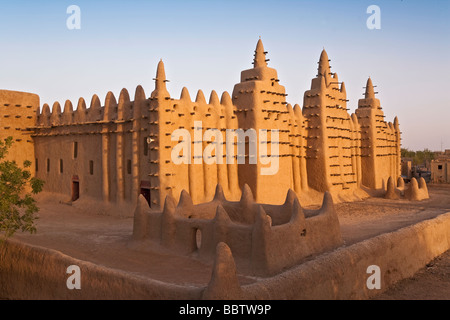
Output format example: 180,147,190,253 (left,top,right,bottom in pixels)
149,59,174,208
356,77,401,189
231,39,294,203
303,49,360,194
